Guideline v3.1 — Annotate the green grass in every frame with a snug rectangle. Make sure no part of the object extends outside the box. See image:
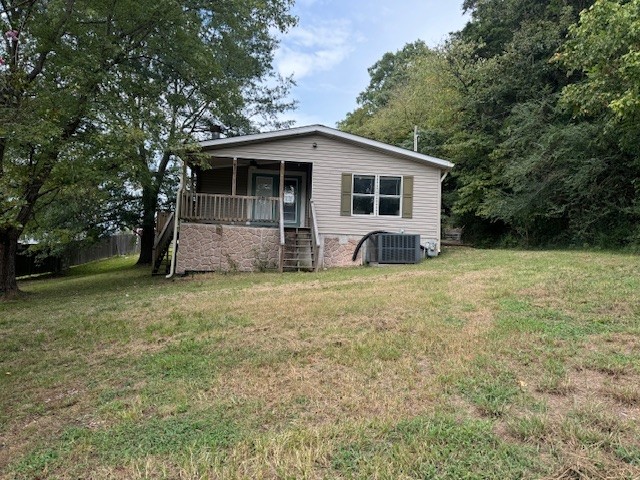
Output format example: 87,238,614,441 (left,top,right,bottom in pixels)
1,249,639,479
